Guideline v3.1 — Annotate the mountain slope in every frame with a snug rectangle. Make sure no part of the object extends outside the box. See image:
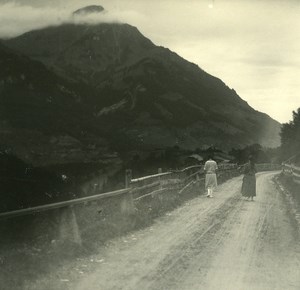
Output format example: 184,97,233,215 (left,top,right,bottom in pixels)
3,22,281,153
0,43,111,165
